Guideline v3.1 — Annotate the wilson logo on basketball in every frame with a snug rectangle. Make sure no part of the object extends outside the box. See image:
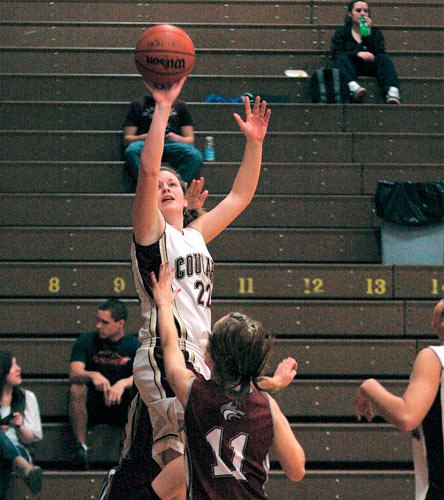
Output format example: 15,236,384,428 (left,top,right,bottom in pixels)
143,56,186,71
141,39,189,51
134,24,195,87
